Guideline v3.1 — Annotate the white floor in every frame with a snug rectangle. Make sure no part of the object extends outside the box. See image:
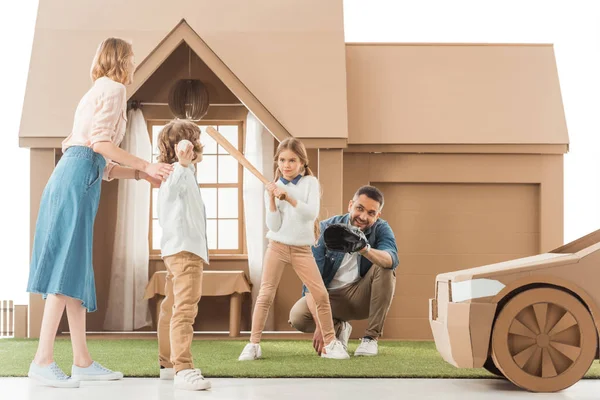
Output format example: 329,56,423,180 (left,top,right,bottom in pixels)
1,378,600,399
